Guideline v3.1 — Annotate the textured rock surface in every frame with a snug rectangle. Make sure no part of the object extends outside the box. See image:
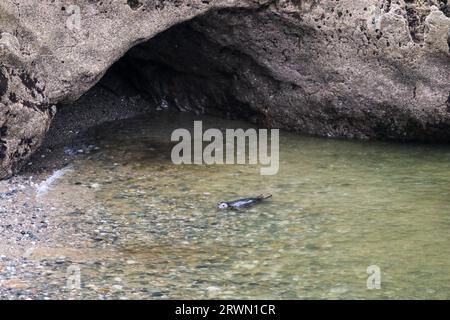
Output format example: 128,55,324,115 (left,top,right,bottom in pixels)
1,0,450,179
0,0,258,178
